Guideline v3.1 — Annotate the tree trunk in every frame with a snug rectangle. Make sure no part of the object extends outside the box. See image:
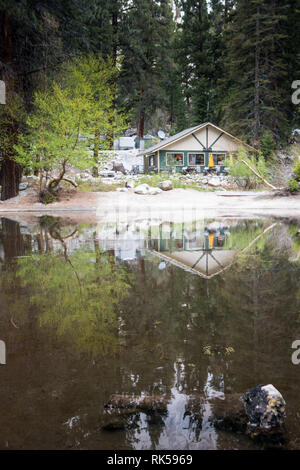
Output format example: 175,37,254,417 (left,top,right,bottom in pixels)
224,0,229,19
93,129,100,177
0,11,22,201
1,157,22,200
137,84,145,138
1,217,25,259
254,6,261,144
137,109,145,139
